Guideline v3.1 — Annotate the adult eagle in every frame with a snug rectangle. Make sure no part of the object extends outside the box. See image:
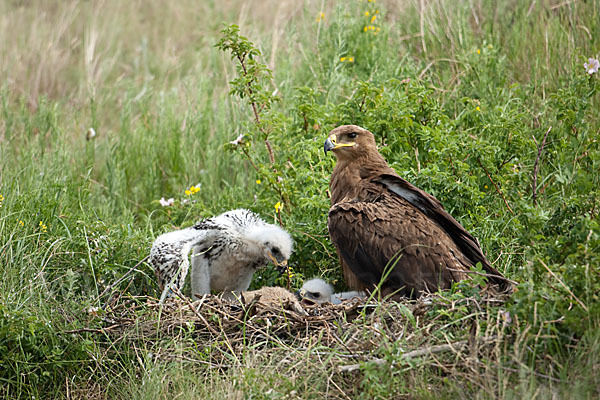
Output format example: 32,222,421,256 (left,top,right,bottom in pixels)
324,125,511,298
